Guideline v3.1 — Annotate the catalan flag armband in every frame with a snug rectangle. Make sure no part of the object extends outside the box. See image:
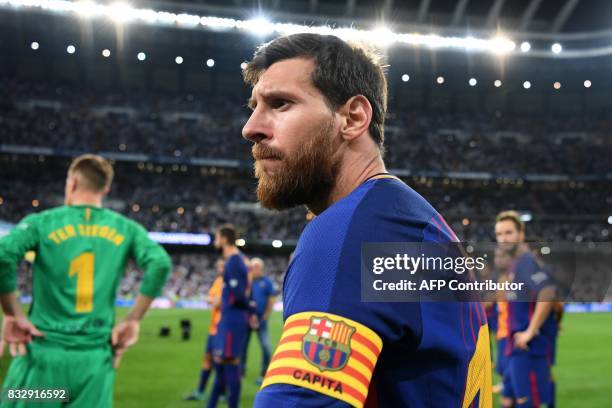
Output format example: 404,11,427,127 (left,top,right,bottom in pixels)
261,311,383,408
